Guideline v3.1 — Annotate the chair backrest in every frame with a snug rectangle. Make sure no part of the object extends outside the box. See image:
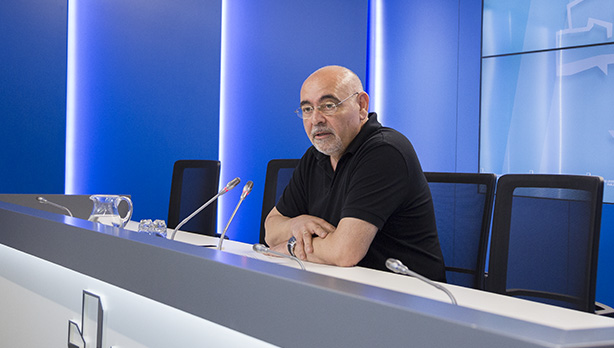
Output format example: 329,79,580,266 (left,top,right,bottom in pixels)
259,159,300,245
425,172,496,290
168,160,221,236
486,174,604,313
